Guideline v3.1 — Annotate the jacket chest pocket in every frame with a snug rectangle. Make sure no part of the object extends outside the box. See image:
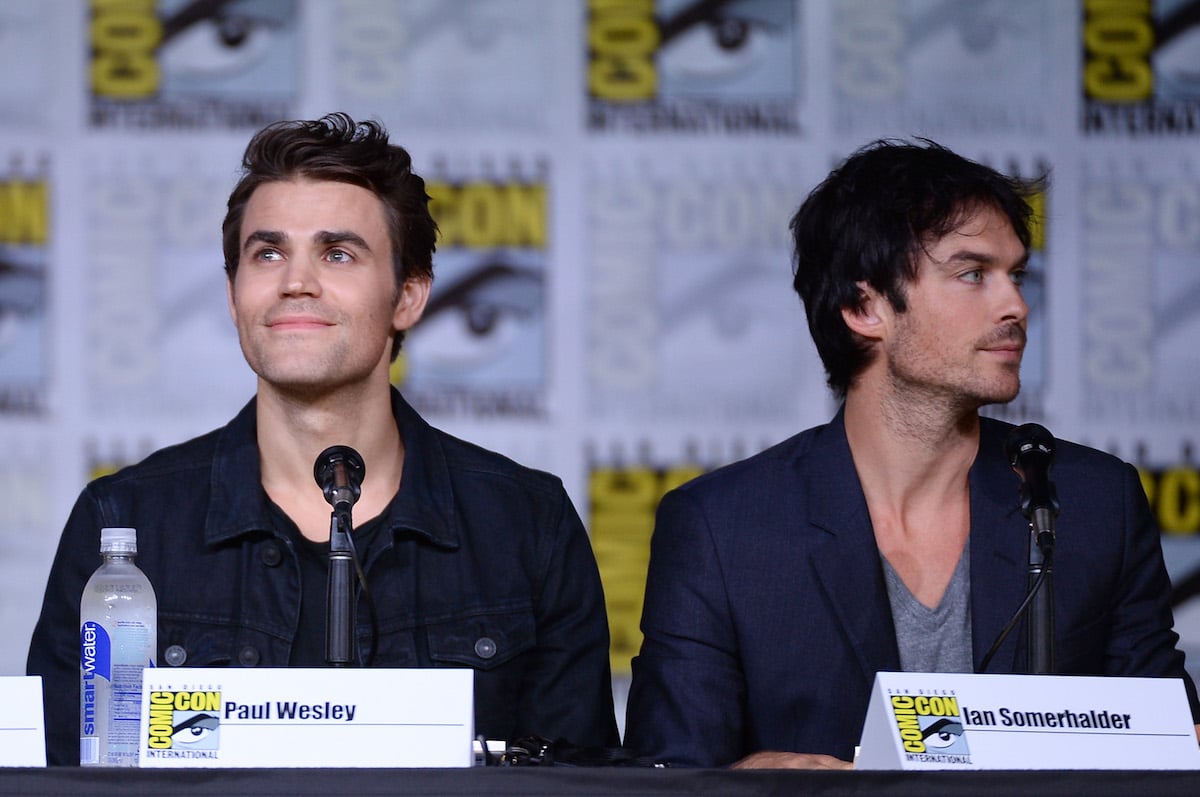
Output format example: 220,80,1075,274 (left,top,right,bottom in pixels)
425,607,536,671
425,607,538,737
158,618,286,669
